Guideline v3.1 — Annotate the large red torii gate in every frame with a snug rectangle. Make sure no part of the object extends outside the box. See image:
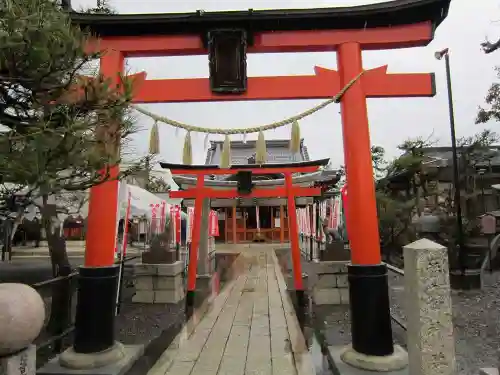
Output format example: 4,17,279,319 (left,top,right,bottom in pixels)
69,0,451,370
